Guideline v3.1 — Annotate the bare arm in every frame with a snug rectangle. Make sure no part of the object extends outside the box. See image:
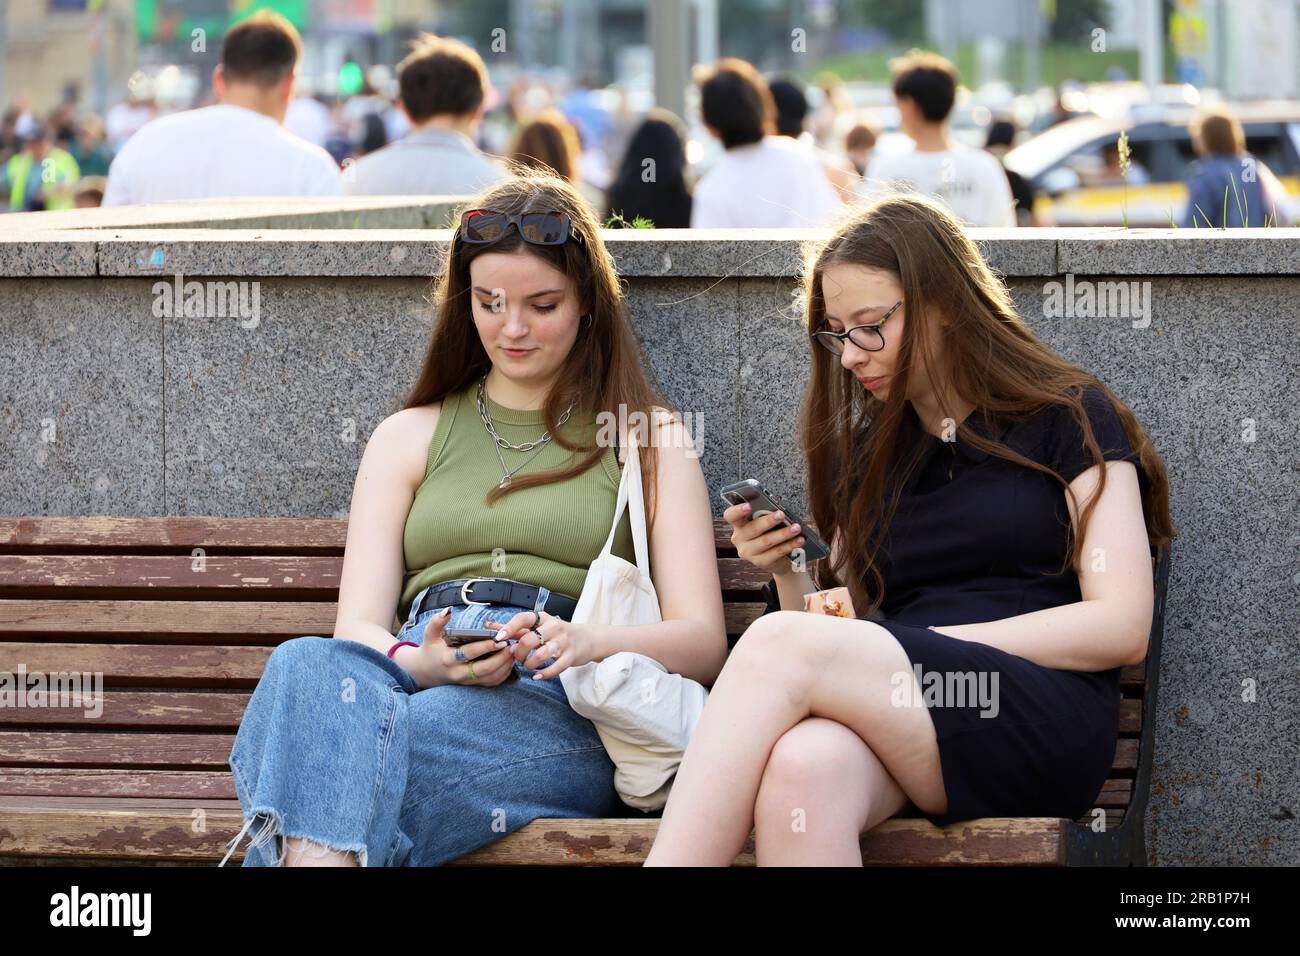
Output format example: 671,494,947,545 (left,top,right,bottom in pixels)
929,460,1154,670
331,407,438,680
772,525,832,610
584,411,729,685
774,567,820,611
